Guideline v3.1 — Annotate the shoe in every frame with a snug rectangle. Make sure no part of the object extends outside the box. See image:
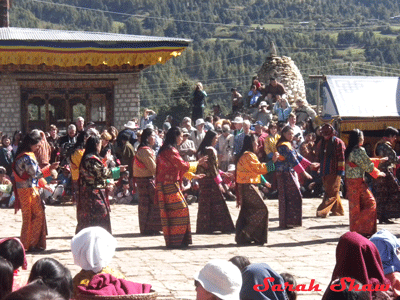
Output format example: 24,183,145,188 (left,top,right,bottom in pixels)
27,247,45,253
379,218,394,224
